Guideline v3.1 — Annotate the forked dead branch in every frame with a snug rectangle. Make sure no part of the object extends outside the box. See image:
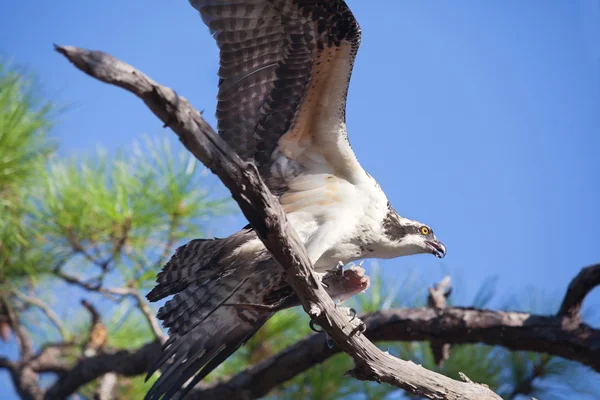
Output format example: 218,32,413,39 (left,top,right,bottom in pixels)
55,45,502,400
51,44,600,400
